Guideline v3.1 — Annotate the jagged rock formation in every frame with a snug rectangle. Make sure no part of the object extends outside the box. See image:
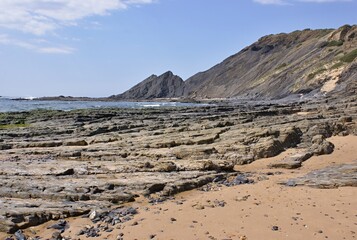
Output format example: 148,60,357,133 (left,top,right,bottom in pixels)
111,71,185,100
115,25,357,100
